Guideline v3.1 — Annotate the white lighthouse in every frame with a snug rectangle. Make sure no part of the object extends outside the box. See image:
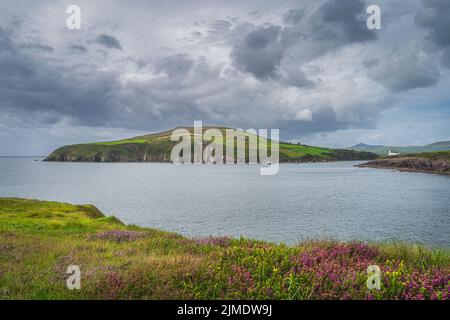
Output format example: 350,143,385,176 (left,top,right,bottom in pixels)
388,150,400,156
